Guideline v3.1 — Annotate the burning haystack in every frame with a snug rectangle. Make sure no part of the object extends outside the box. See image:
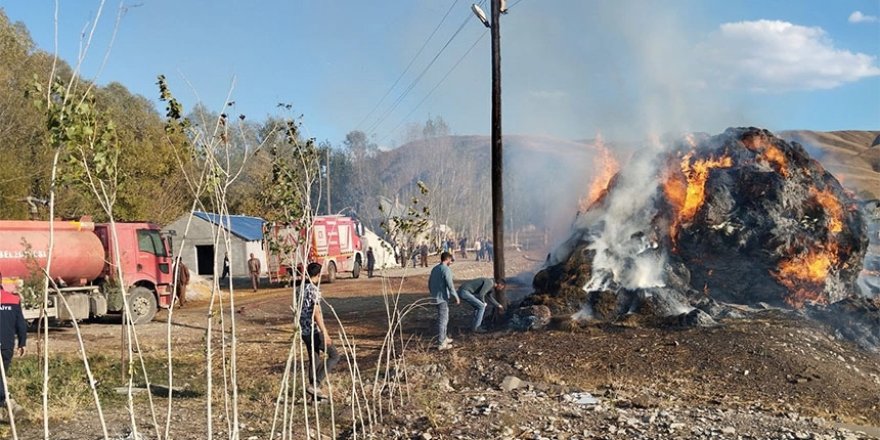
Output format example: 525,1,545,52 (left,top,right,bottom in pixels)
530,127,873,333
